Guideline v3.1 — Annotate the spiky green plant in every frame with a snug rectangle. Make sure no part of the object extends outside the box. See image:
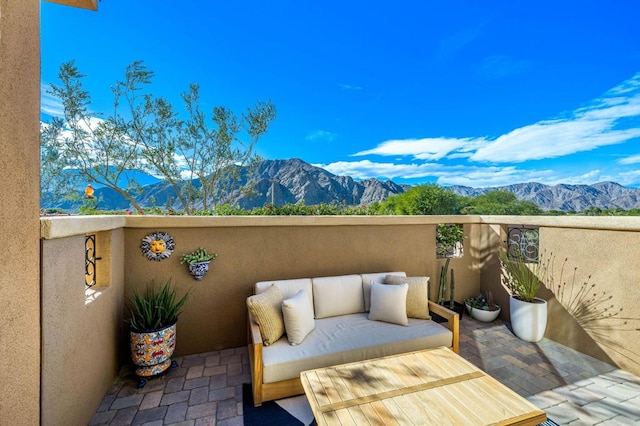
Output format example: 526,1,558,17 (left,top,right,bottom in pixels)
500,249,547,303
126,280,193,332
